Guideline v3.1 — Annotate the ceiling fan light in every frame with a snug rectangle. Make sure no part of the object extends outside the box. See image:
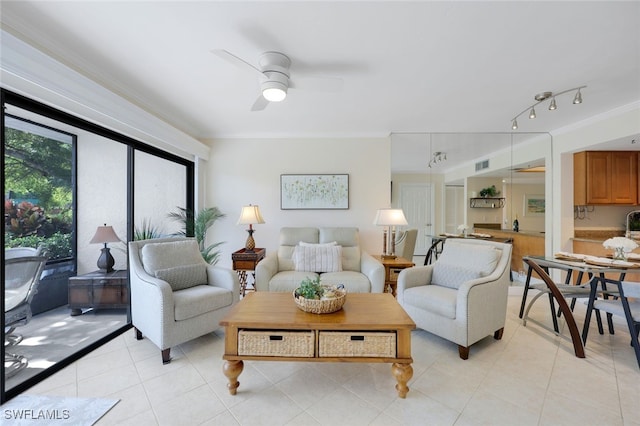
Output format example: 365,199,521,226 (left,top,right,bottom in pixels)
528,107,536,119
263,87,287,102
573,89,582,104
548,97,557,110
